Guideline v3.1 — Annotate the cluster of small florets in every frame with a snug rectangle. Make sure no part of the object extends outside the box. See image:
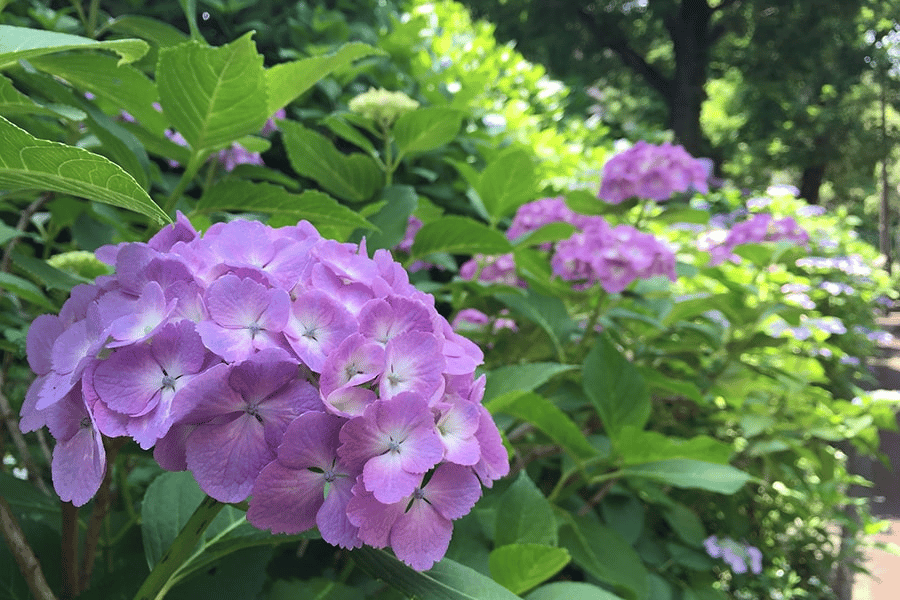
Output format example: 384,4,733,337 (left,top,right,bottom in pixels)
22,216,509,571
458,197,677,294
551,218,677,293
703,536,763,575
706,213,809,266
598,140,710,204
